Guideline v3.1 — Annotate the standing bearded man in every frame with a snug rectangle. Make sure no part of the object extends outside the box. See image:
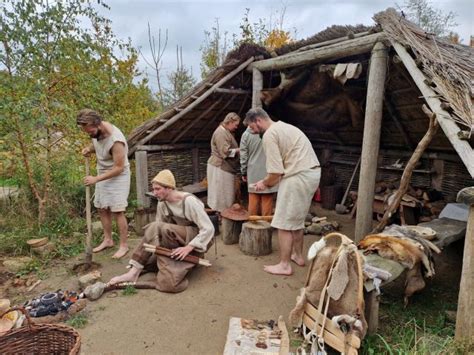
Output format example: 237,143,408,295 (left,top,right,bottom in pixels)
243,108,320,276
77,109,130,259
